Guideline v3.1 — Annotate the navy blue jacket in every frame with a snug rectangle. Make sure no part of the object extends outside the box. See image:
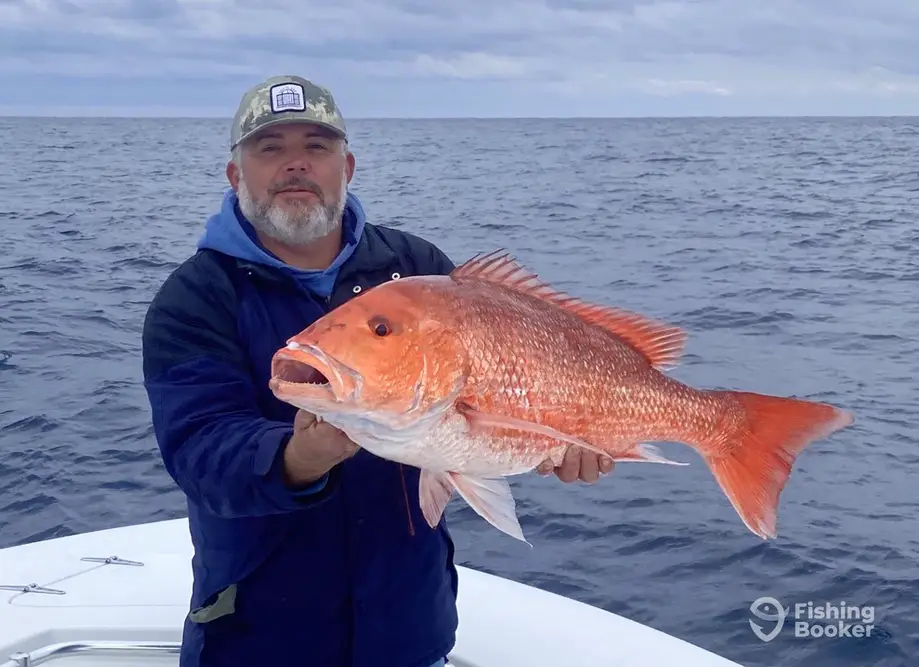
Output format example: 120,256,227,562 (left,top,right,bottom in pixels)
142,190,458,667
